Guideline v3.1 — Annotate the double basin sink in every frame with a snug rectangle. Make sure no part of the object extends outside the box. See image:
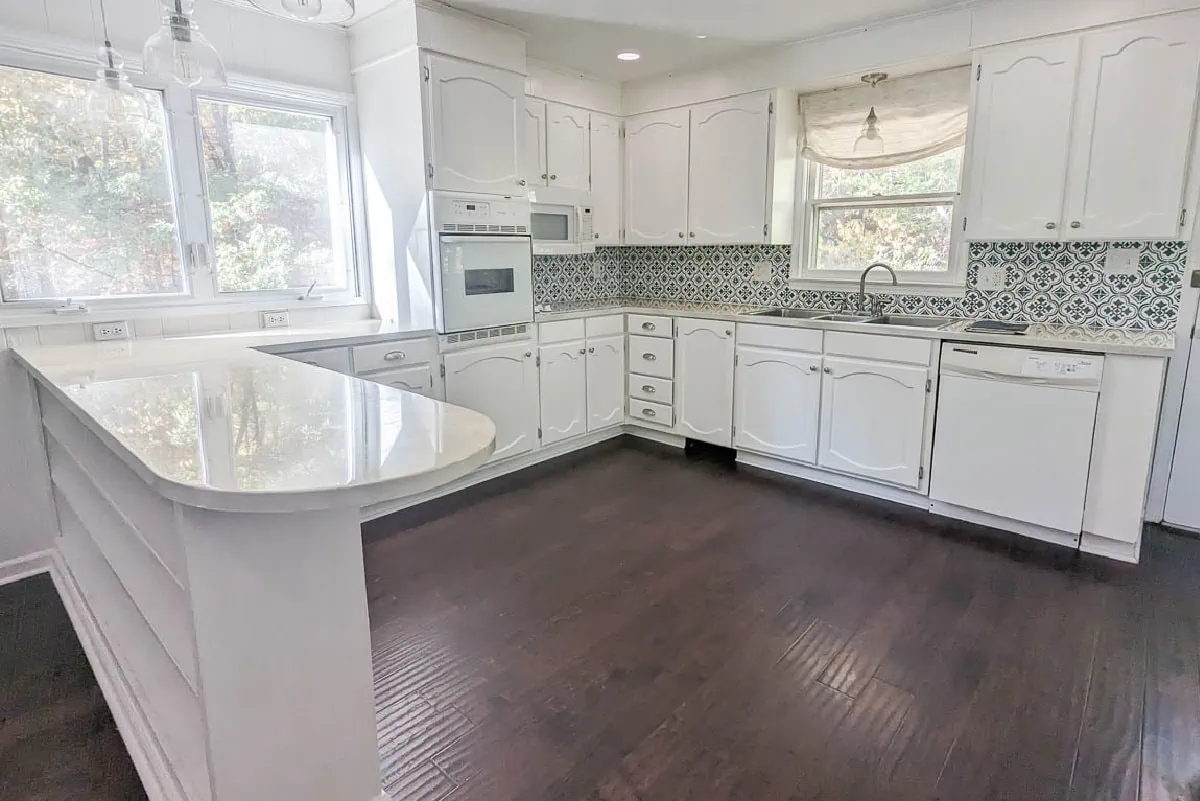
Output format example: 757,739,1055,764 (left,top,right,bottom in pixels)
748,308,956,330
